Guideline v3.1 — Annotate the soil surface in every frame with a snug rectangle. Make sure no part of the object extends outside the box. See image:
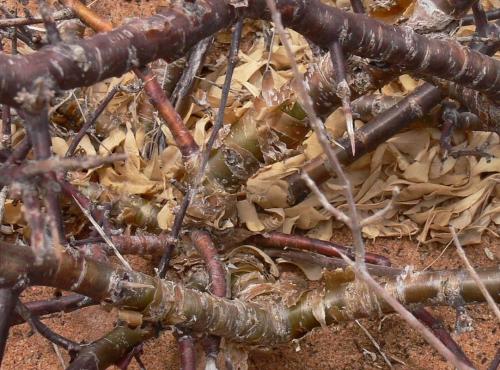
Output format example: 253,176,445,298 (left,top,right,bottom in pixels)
1,0,499,369
3,231,499,370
